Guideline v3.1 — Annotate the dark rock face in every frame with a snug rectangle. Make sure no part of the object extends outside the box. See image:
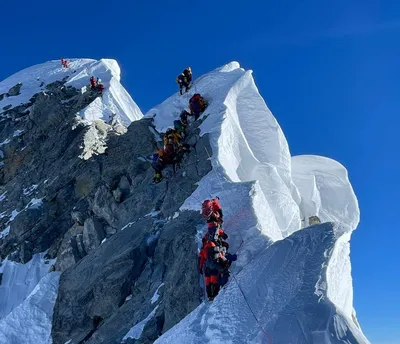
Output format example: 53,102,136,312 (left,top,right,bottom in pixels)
52,211,203,344
0,78,212,343
7,82,22,97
